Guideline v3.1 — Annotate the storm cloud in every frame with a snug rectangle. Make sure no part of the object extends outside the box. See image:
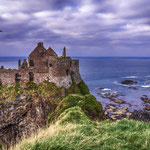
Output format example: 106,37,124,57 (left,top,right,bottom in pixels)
0,0,150,56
